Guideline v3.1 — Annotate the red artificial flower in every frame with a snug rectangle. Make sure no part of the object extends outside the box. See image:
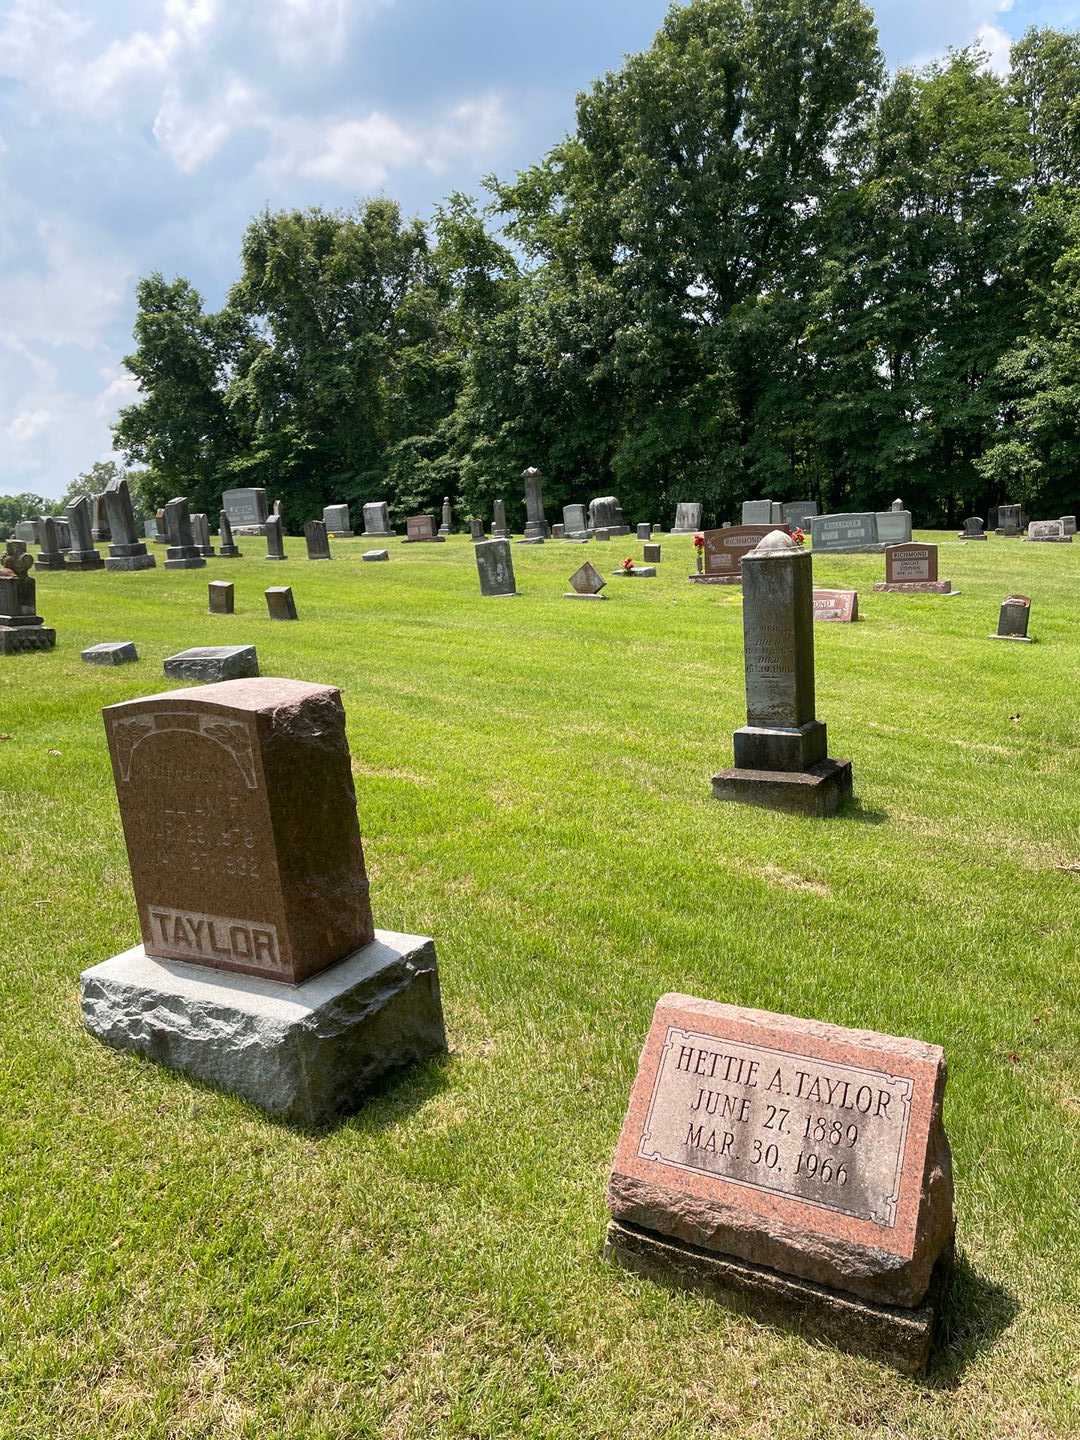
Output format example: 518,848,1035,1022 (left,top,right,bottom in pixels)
791,527,806,546
621,556,635,571
693,532,705,548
